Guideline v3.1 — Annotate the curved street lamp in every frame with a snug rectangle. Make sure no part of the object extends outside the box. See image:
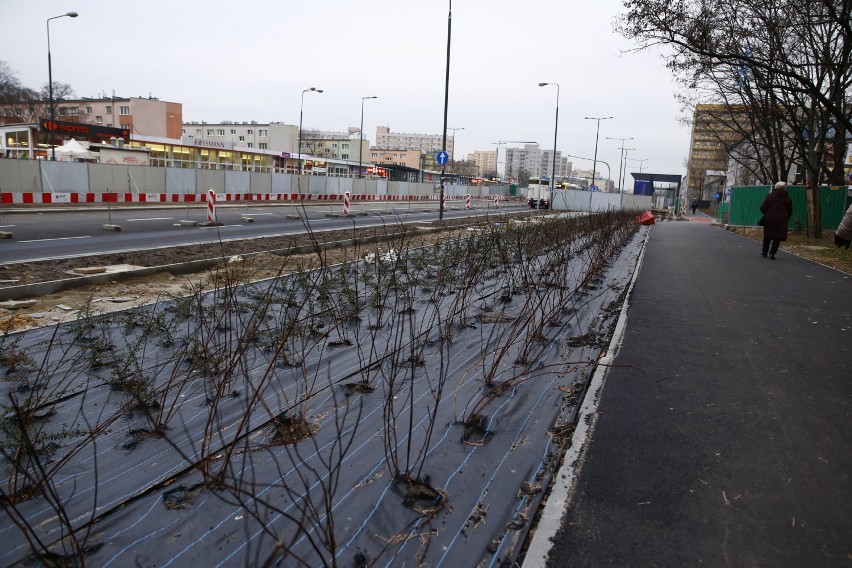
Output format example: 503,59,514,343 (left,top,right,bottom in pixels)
539,82,560,205
564,153,611,189
358,96,377,179
47,11,78,161
298,87,323,174
584,116,612,191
